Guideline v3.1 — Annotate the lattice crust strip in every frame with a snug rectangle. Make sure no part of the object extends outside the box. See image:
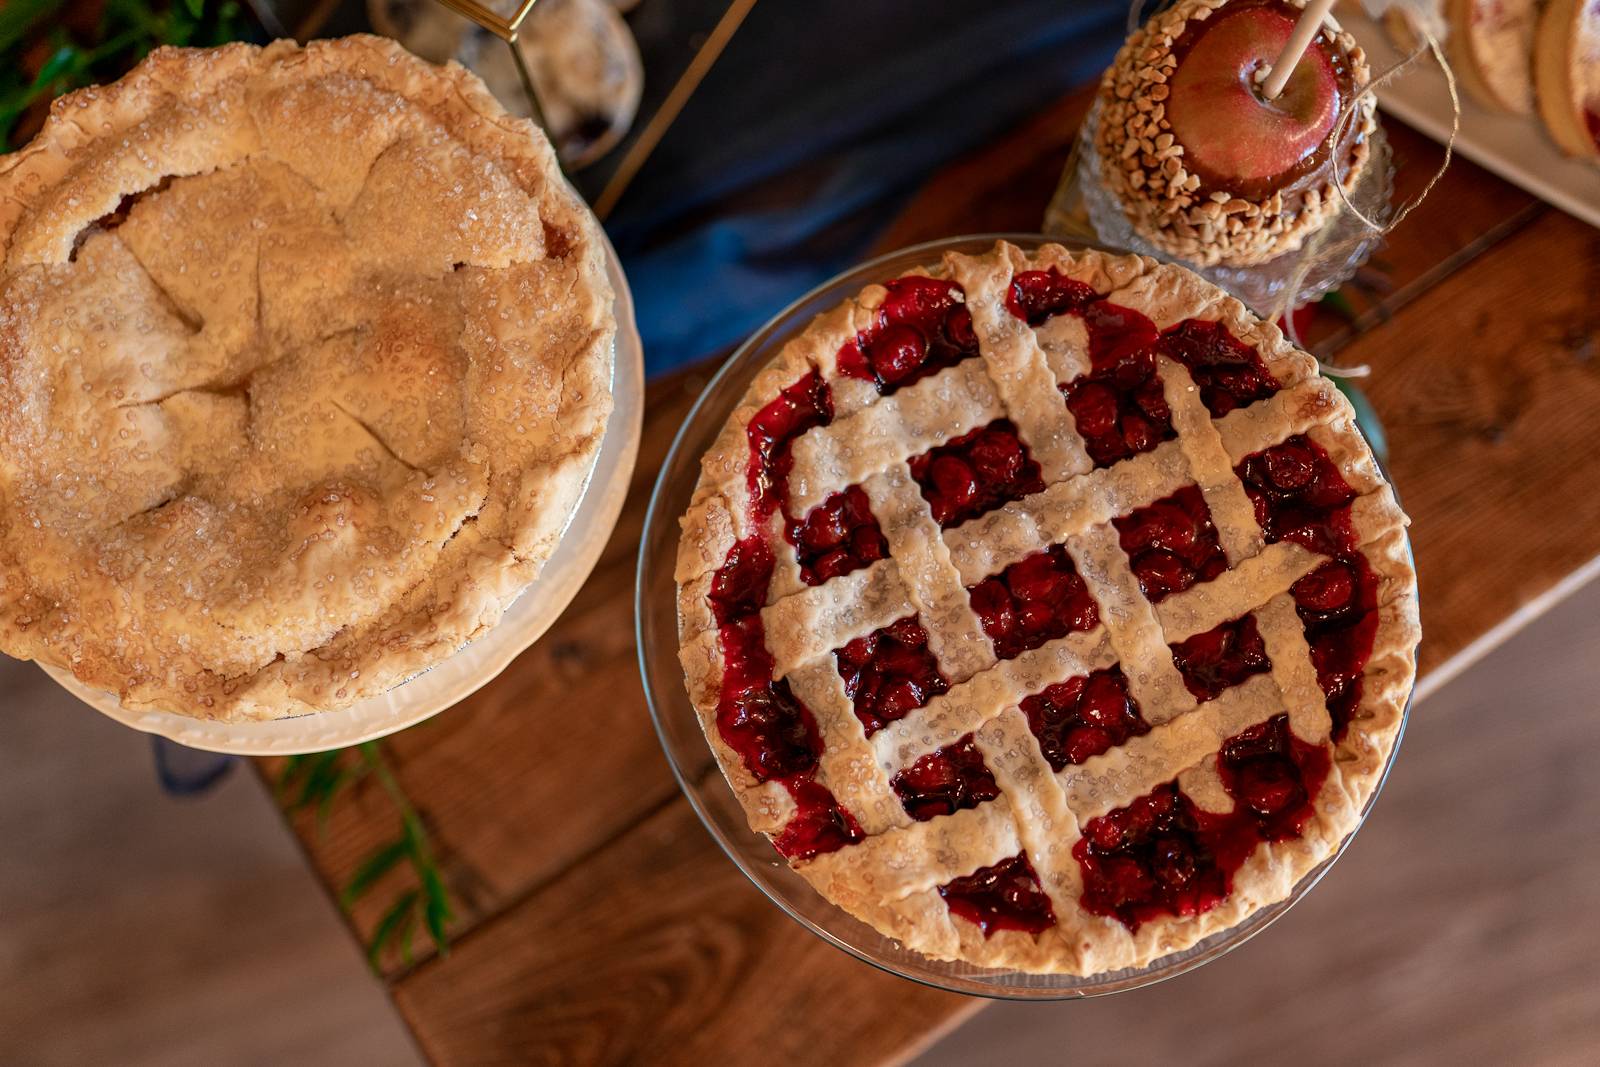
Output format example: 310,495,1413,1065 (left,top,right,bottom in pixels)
677,241,1419,976
948,245,1090,486
870,629,1118,771
862,463,996,685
